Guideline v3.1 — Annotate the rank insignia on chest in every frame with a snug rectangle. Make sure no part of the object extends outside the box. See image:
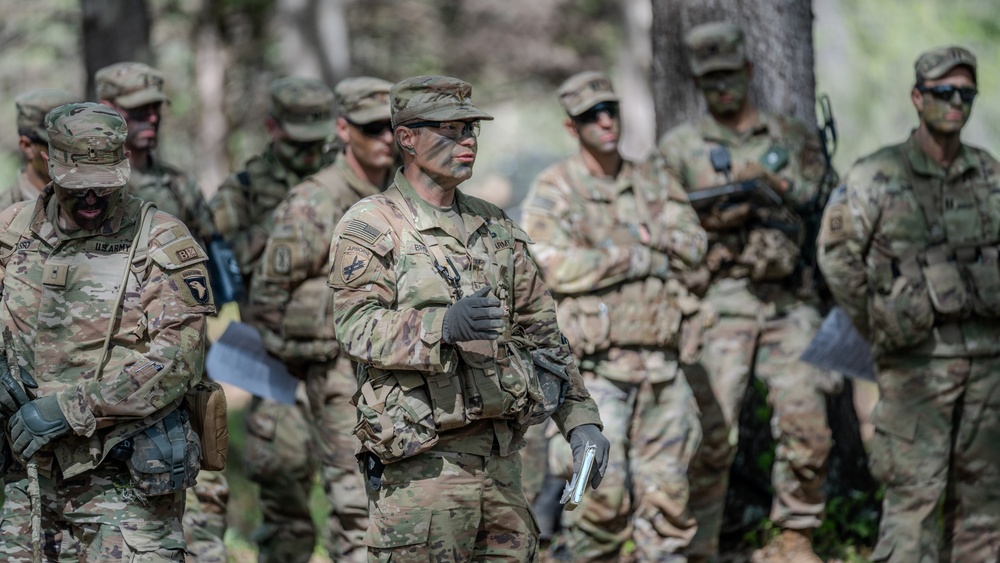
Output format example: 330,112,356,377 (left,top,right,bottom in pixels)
340,245,371,284
272,244,292,275
182,271,210,304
